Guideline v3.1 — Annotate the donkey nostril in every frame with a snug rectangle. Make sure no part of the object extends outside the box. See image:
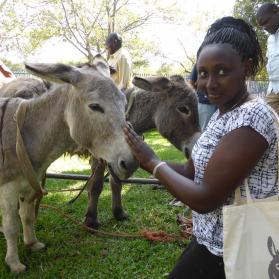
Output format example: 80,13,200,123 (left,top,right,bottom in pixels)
120,160,127,170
